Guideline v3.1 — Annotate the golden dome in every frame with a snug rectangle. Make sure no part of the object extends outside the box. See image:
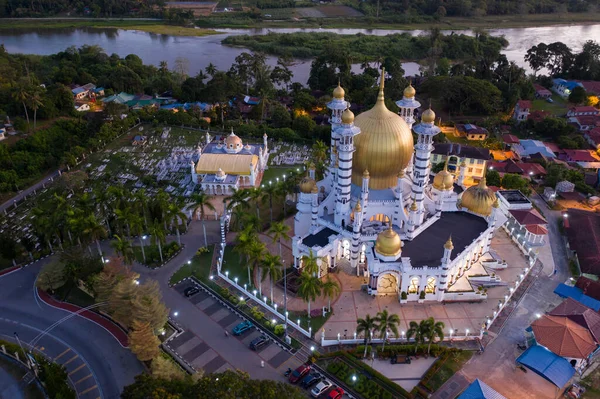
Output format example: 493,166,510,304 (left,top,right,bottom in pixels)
299,175,317,194
333,81,345,99
403,82,416,99
354,201,362,212
363,169,370,178
433,161,454,191
225,130,243,148
444,235,454,250
342,108,355,124
460,177,497,216
375,224,402,257
311,185,319,194
410,201,417,211
216,168,225,178
352,68,414,190
422,107,436,124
